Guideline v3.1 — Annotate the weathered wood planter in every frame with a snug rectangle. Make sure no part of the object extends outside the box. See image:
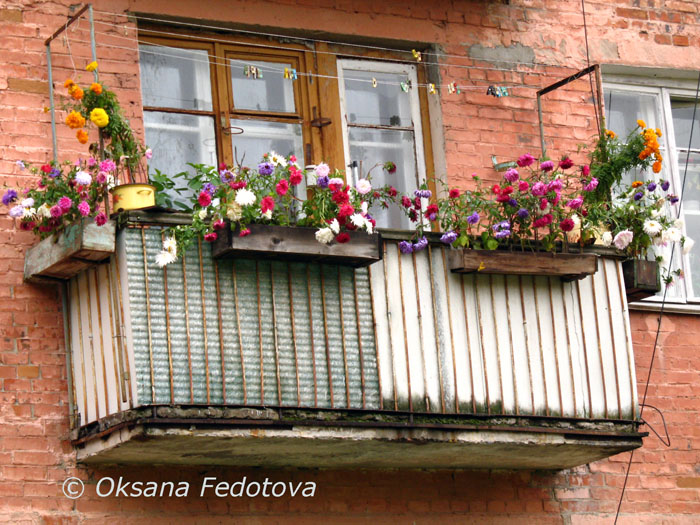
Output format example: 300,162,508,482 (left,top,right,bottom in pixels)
212,223,382,267
448,249,598,281
622,259,660,302
23,219,116,283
